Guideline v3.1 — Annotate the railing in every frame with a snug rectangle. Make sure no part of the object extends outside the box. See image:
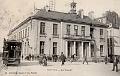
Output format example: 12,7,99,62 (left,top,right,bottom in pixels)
63,34,91,40
52,34,59,38
40,33,47,37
